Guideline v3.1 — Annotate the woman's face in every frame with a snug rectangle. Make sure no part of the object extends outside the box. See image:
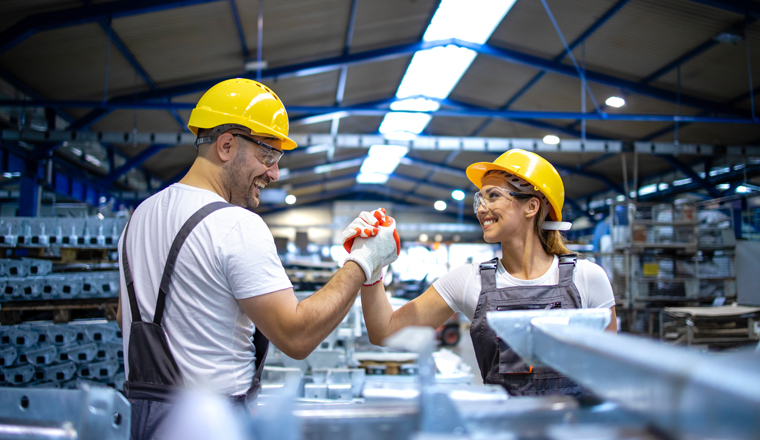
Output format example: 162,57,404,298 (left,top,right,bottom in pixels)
475,175,532,243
